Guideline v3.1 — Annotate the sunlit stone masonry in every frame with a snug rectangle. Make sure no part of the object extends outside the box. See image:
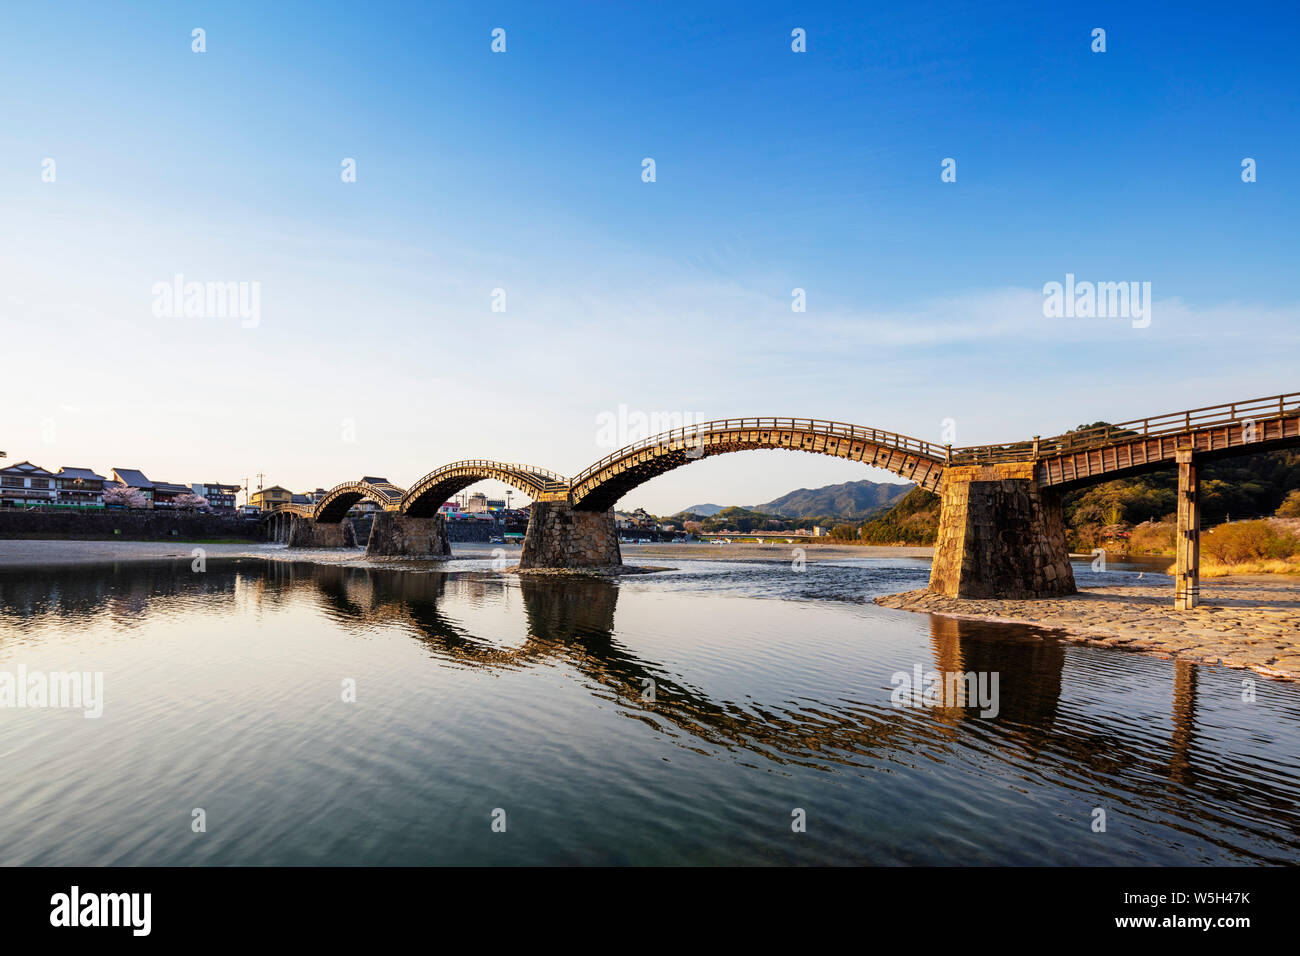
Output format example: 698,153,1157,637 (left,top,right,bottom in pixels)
928,462,1076,599
518,501,622,570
